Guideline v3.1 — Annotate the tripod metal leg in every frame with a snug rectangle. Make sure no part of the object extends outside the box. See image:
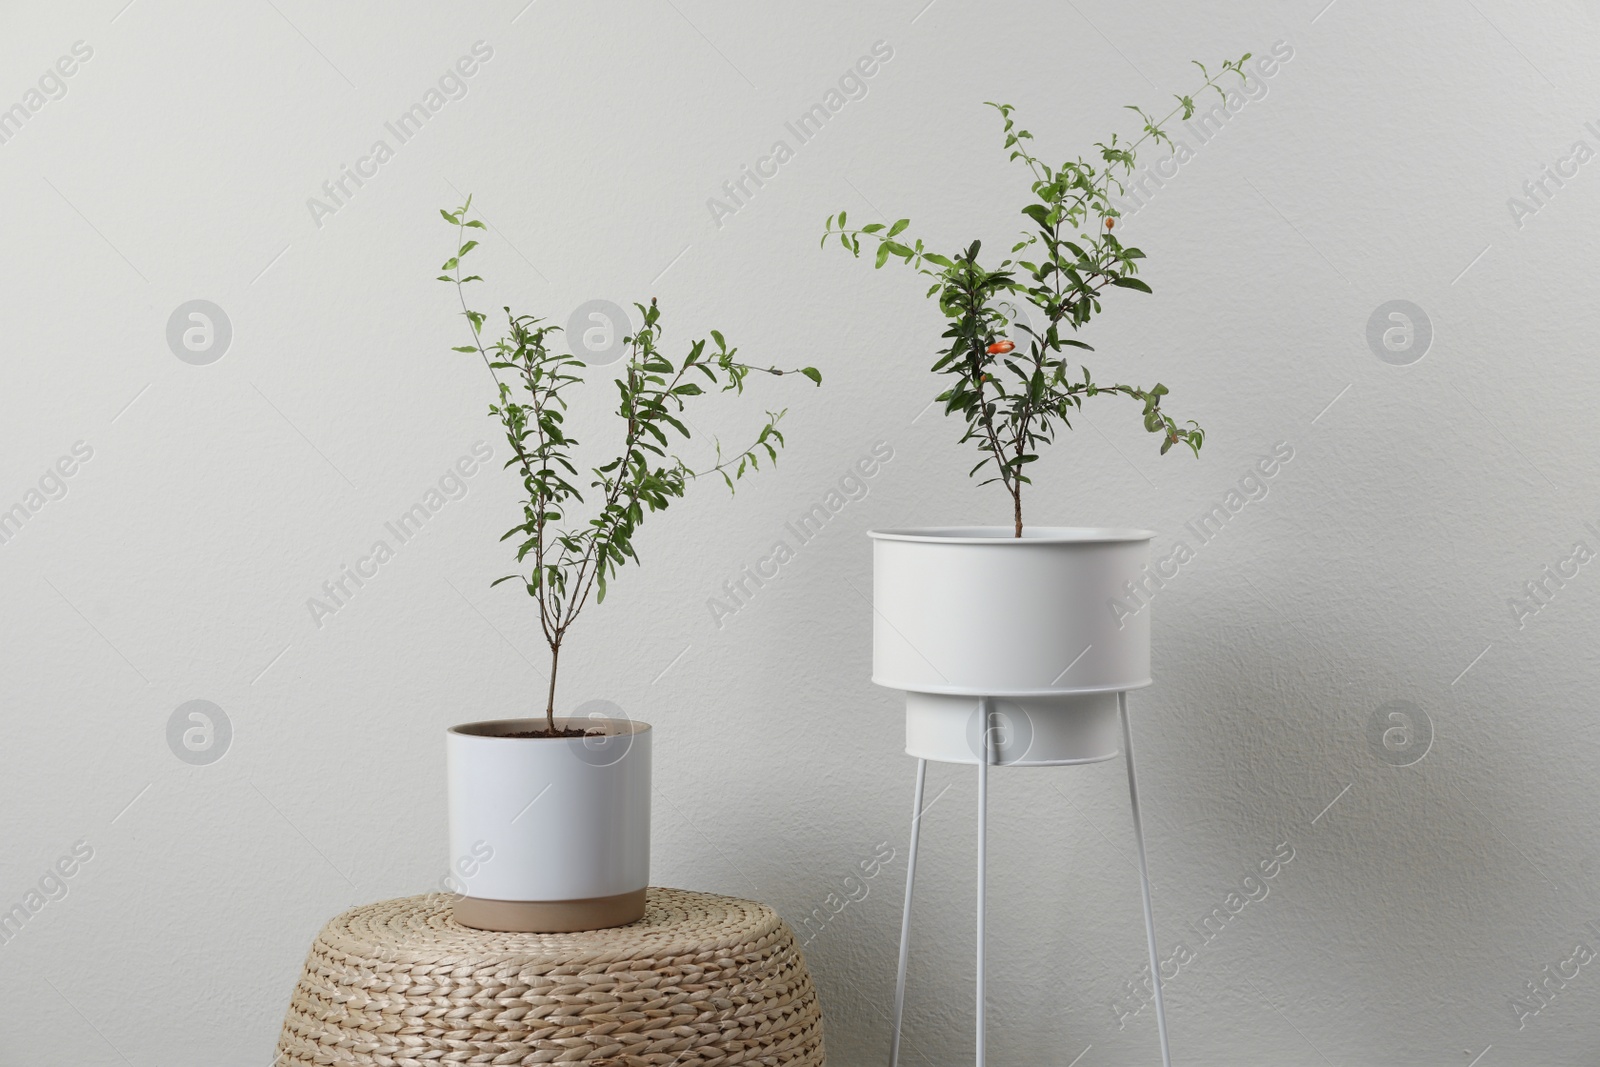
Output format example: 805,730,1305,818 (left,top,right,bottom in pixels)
888,758,928,1067
976,697,991,1067
1120,691,1173,1067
